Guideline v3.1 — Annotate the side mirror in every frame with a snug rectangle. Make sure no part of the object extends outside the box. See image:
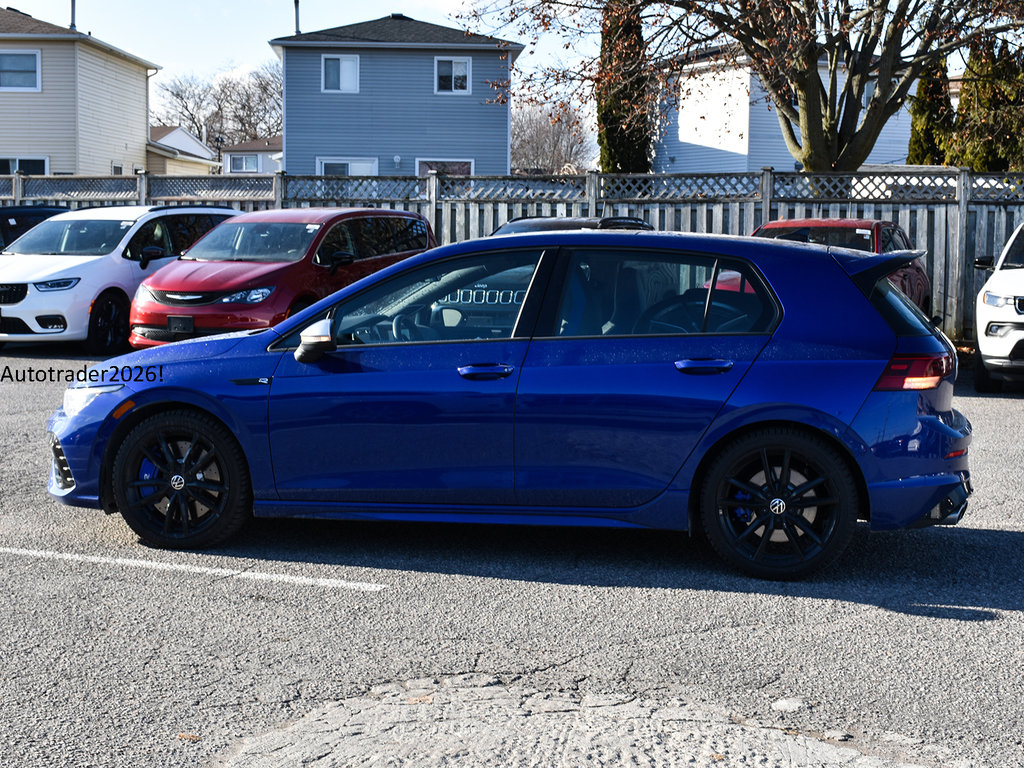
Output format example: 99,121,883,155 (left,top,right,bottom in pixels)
139,245,165,270
294,318,336,363
973,256,994,270
931,314,943,327
328,251,356,275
